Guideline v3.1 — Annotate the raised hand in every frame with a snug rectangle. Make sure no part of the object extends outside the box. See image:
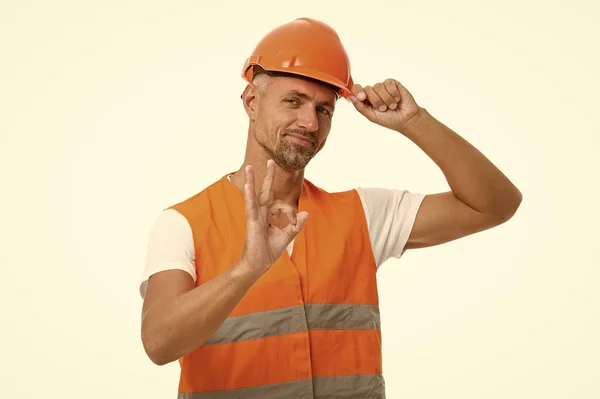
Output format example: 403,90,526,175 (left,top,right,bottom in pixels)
240,159,308,273
348,78,423,133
